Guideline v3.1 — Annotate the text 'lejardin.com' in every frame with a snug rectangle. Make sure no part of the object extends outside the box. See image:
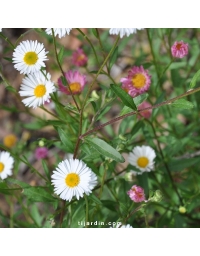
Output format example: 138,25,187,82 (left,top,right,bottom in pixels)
78,221,121,227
